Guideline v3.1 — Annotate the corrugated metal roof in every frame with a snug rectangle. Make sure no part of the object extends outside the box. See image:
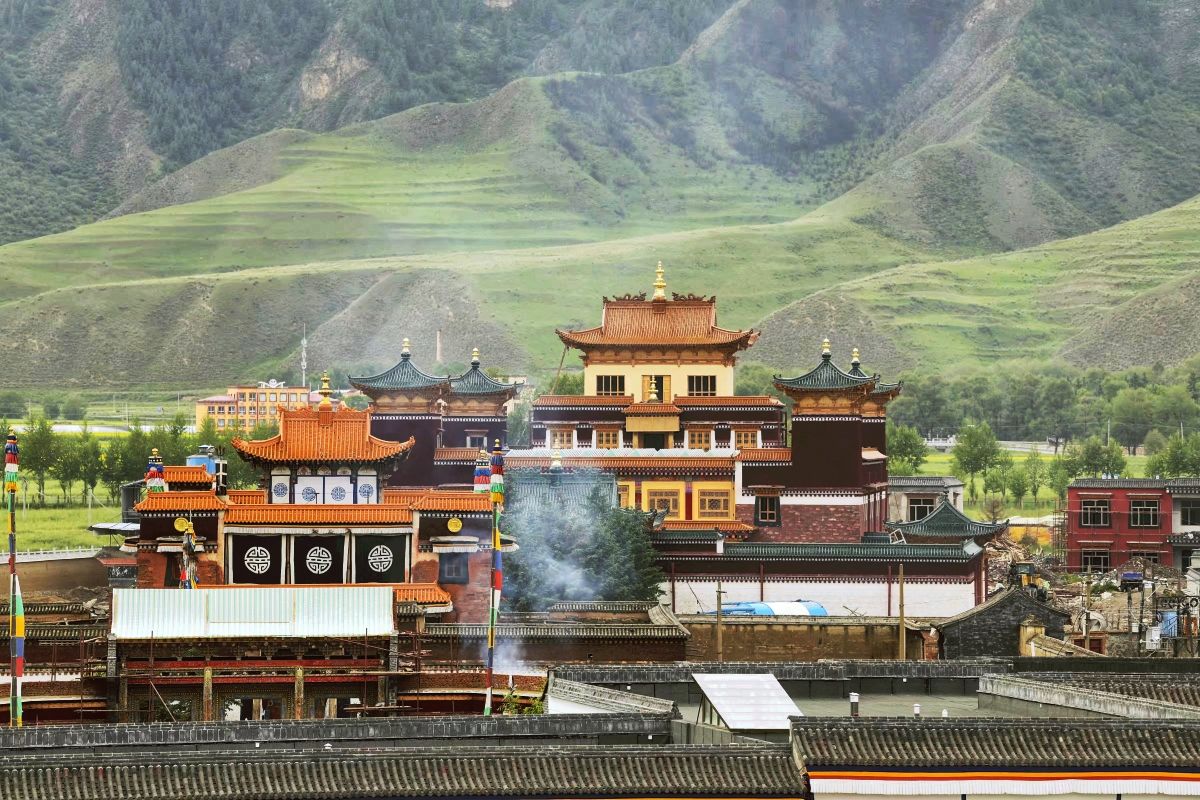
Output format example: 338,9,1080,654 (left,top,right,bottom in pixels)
693,673,799,731
111,586,394,640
